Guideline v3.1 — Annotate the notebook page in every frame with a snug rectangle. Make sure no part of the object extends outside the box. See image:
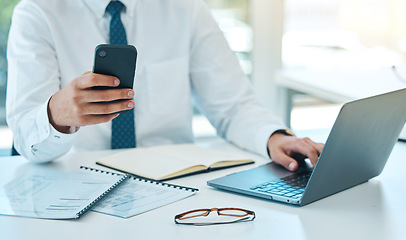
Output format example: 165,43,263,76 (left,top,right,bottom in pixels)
152,144,252,166
92,177,197,218
97,148,204,180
